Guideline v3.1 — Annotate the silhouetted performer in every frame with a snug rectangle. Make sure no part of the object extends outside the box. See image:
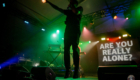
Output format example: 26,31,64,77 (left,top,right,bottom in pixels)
43,0,83,78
